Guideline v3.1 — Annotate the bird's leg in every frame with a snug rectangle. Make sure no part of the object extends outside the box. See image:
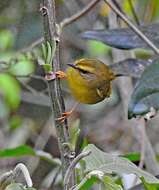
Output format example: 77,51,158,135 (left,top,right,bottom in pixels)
45,70,75,123
56,103,79,123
